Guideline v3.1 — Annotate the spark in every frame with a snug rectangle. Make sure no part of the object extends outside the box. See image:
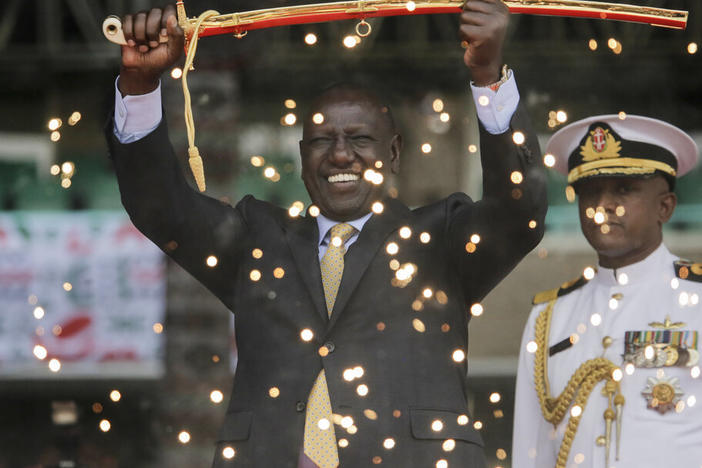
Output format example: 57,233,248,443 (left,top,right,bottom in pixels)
48,118,62,131
300,329,314,341
312,113,324,124
99,419,111,432
421,143,432,154
432,98,444,112
612,368,623,382
250,155,264,167
33,345,47,360
452,349,465,362
284,99,297,109
170,67,182,79
210,390,224,403
304,33,317,45
570,405,582,417
470,303,483,317
512,131,525,145
283,113,297,126
343,35,359,48
206,255,218,267
543,154,556,167
109,390,121,402
33,306,45,319
68,112,82,126
178,431,191,443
